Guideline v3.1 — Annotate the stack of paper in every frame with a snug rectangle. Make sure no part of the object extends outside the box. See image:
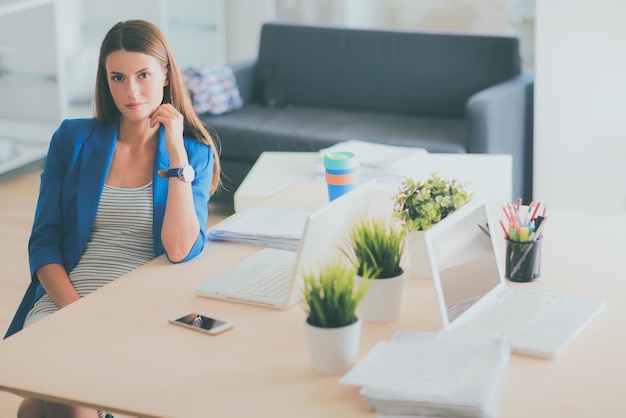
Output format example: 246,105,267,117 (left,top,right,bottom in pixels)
314,140,429,185
207,205,310,251
340,331,510,418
